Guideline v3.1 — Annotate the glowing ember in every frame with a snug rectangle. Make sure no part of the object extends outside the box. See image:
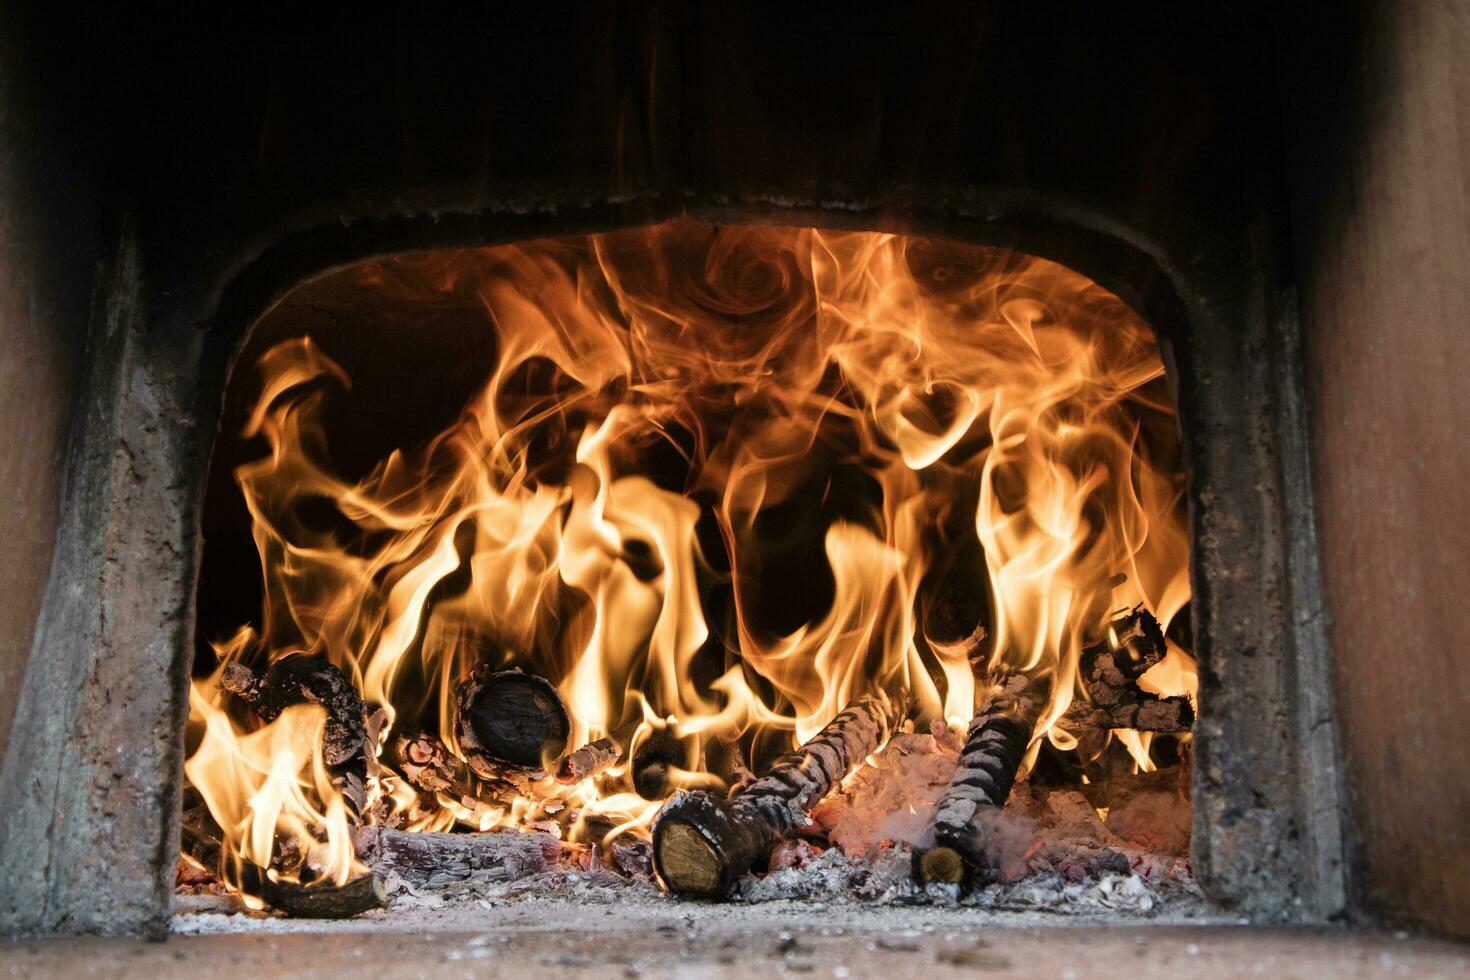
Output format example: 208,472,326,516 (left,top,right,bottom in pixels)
183,219,1194,896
